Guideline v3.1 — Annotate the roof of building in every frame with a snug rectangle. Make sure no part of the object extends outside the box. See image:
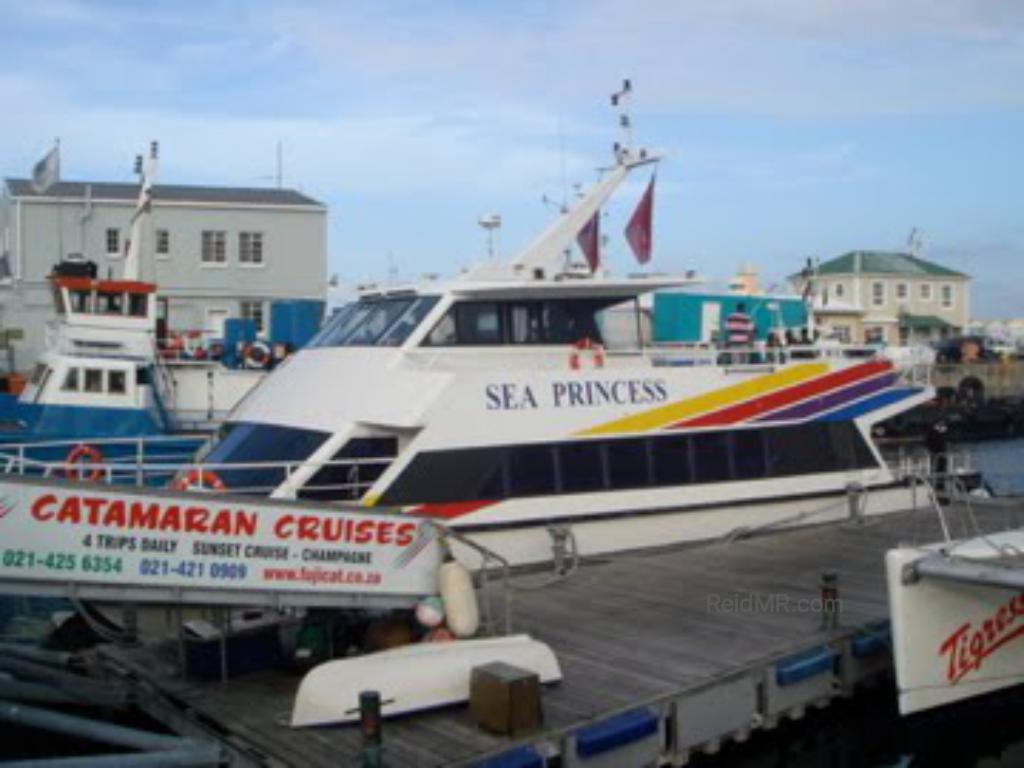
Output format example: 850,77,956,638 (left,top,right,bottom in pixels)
813,250,967,278
3,179,324,207
900,313,954,330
